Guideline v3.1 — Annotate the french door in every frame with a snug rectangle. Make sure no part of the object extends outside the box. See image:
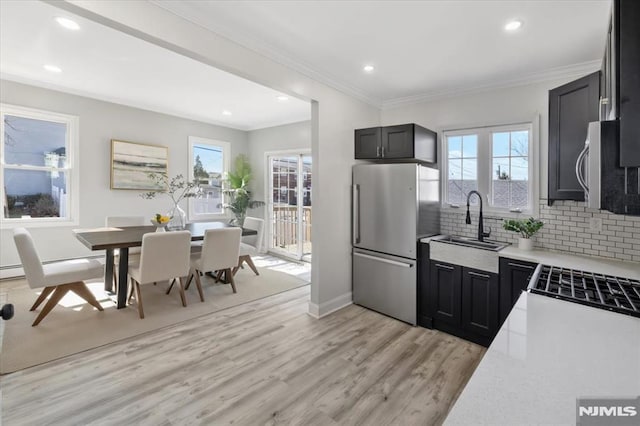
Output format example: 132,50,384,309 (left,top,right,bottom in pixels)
267,153,312,261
